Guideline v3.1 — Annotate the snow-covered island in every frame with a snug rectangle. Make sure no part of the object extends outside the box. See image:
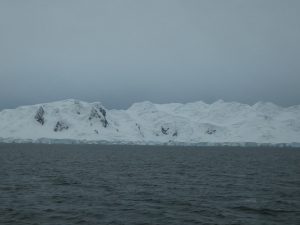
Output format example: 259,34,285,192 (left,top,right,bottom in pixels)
0,99,299,147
